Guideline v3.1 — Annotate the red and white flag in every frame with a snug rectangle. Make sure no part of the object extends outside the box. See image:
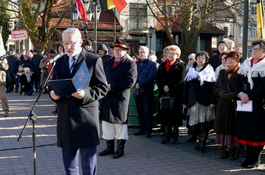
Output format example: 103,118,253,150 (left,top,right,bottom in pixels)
76,0,89,22
113,0,128,13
